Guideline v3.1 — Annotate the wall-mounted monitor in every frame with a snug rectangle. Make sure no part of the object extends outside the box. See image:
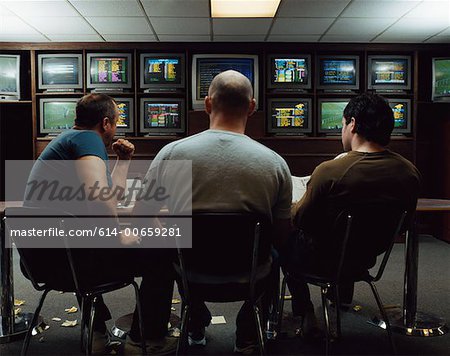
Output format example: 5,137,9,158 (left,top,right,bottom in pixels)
432,57,450,102
86,53,132,91
38,54,83,91
317,55,359,91
0,54,20,100
387,98,412,134
140,53,185,91
140,98,185,136
317,98,350,134
267,98,312,135
39,98,78,135
113,97,134,135
267,55,311,90
191,54,259,110
367,55,411,91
